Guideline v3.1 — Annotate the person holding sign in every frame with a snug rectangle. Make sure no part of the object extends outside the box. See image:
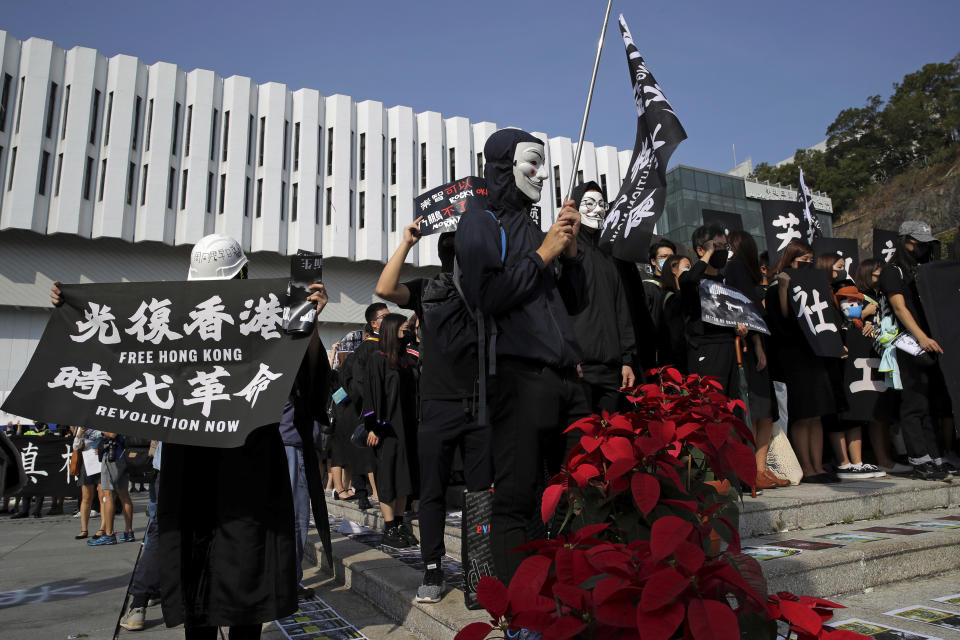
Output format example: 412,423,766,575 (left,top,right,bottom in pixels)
764,240,841,484
878,221,951,480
